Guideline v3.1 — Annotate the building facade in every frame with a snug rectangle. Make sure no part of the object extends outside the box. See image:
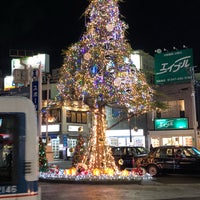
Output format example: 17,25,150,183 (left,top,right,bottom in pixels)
147,82,199,149
149,48,200,149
